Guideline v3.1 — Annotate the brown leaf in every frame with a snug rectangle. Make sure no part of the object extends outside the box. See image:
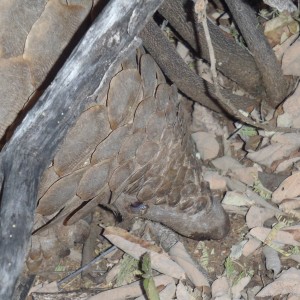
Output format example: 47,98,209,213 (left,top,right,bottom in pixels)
272,172,300,203
279,83,300,128
247,143,298,168
256,268,300,297
250,227,300,246
202,171,227,190
88,275,174,300
169,242,209,288
282,40,300,76
282,225,300,241
191,132,219,160
230,167,258,186
246,206,276,229
211,156,243,172
264,14,299,48
103,227,185,279
211,276,230,298
242,237,262,257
